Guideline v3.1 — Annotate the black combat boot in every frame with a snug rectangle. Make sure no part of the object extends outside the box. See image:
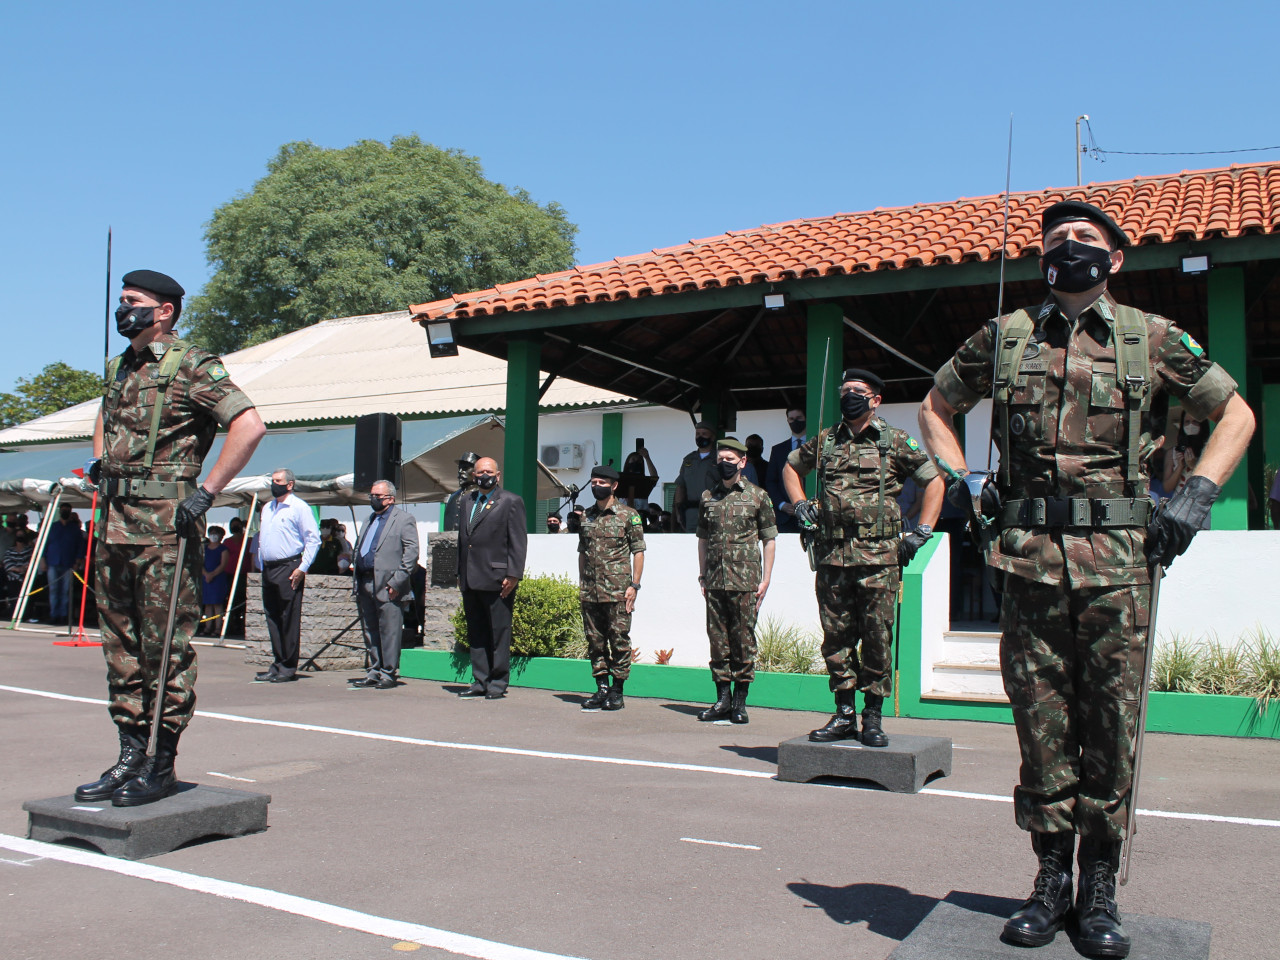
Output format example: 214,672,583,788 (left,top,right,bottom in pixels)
809,689,858,742
602,678,625,711
729,682,749,724
581,678,610,711
112,727,181,807
860,692,889,747
74,728,147,802
1076,838,1130,958
1002,831,1075,947
697,682,733,721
